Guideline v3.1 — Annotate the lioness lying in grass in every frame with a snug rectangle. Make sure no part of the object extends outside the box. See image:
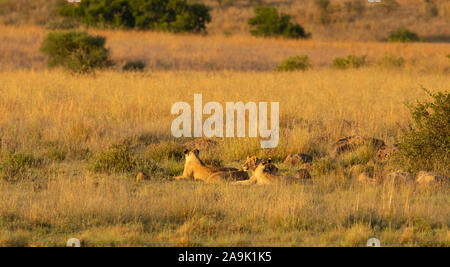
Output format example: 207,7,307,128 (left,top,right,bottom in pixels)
235,160,298,185
175,149,249,183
